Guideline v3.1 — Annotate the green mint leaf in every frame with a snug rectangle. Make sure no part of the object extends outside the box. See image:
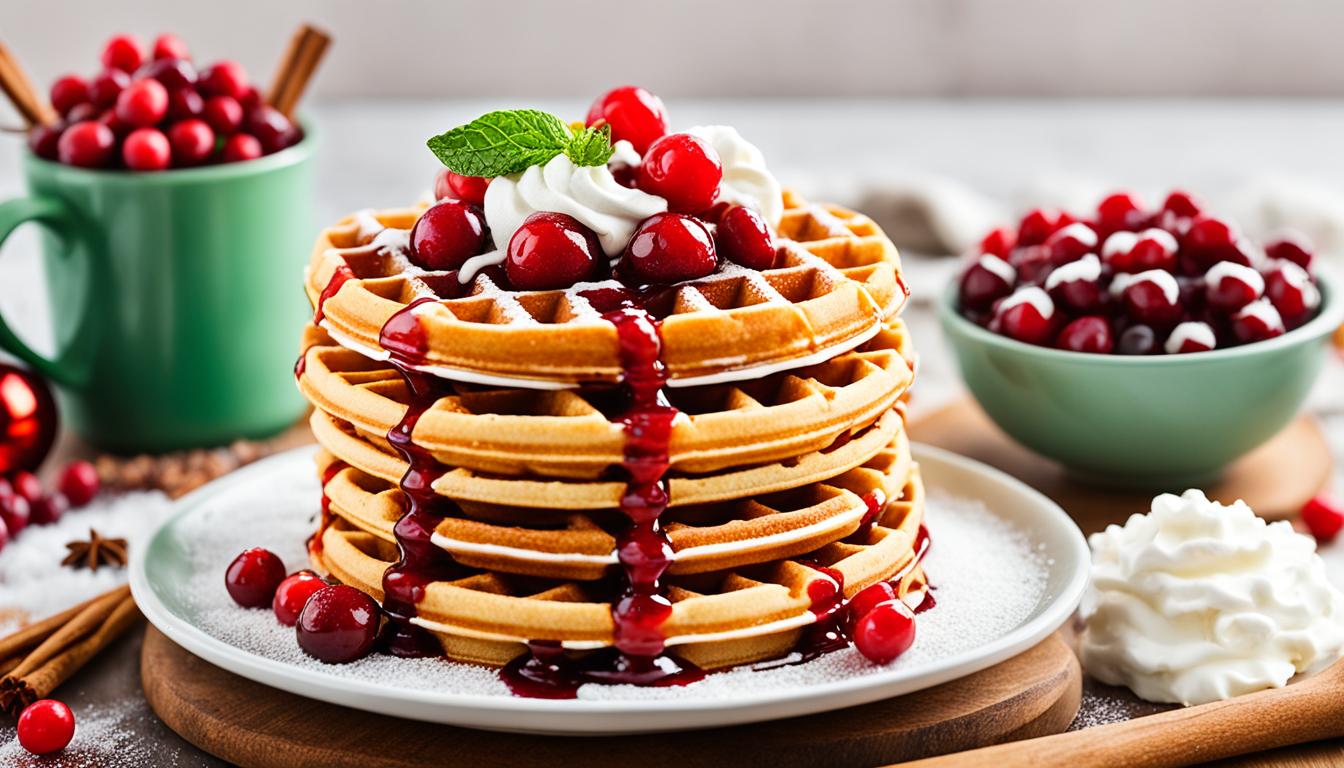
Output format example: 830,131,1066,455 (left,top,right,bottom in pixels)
426,109,573,177
563,124,615,167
